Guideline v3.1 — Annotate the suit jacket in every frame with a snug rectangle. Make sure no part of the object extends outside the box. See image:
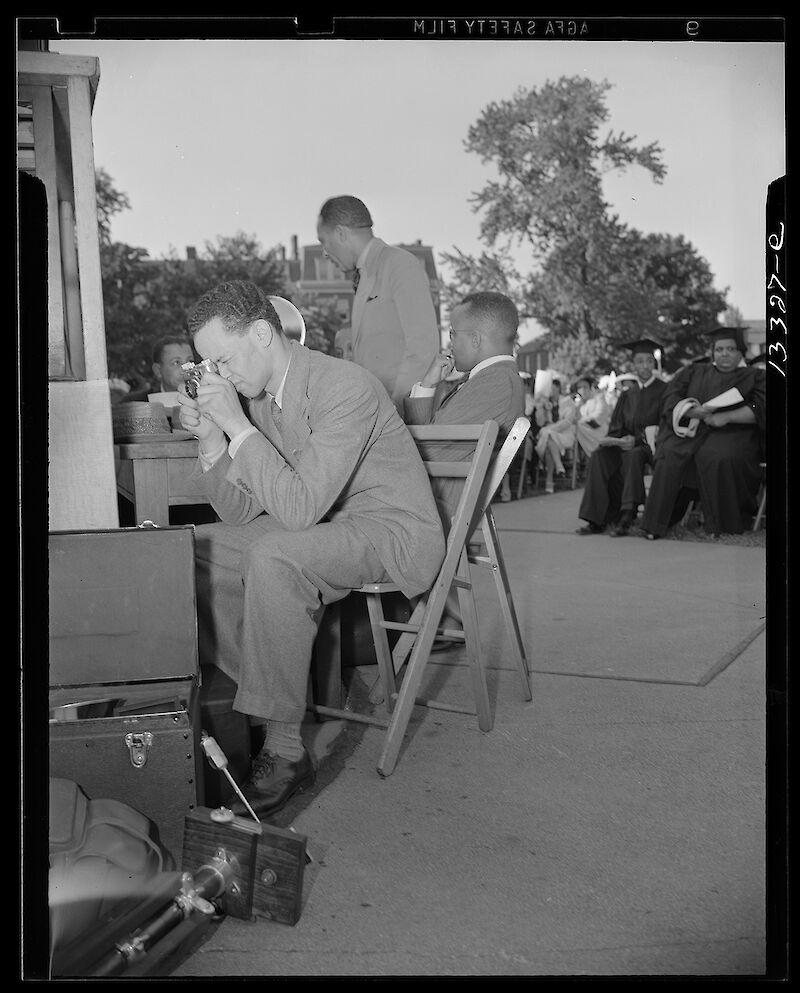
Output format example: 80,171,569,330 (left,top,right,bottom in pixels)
192,342,445,598
351,237,440,411
403,358,525,521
